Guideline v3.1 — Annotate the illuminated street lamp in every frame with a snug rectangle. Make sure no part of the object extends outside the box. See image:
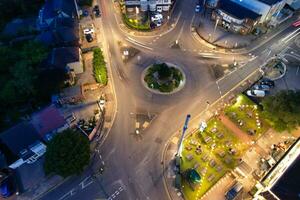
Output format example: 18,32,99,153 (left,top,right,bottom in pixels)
177,114,191,157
